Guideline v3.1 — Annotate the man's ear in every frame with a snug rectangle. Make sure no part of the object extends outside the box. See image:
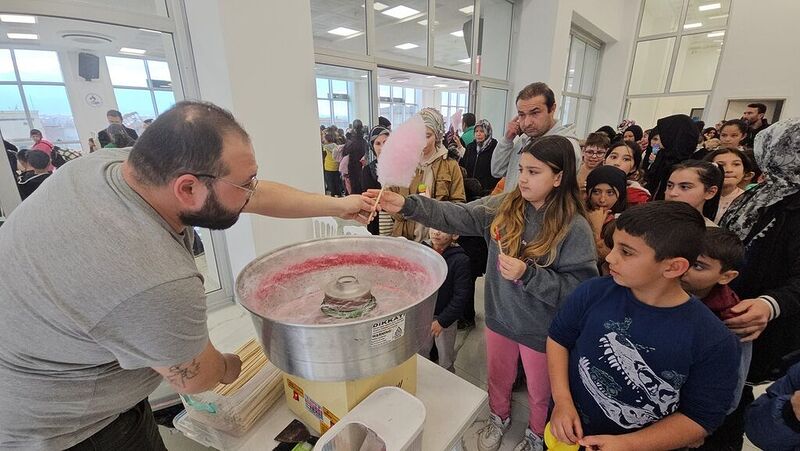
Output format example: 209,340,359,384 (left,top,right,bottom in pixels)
717,269,739,286
663,257,691,279
173,174,208,210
